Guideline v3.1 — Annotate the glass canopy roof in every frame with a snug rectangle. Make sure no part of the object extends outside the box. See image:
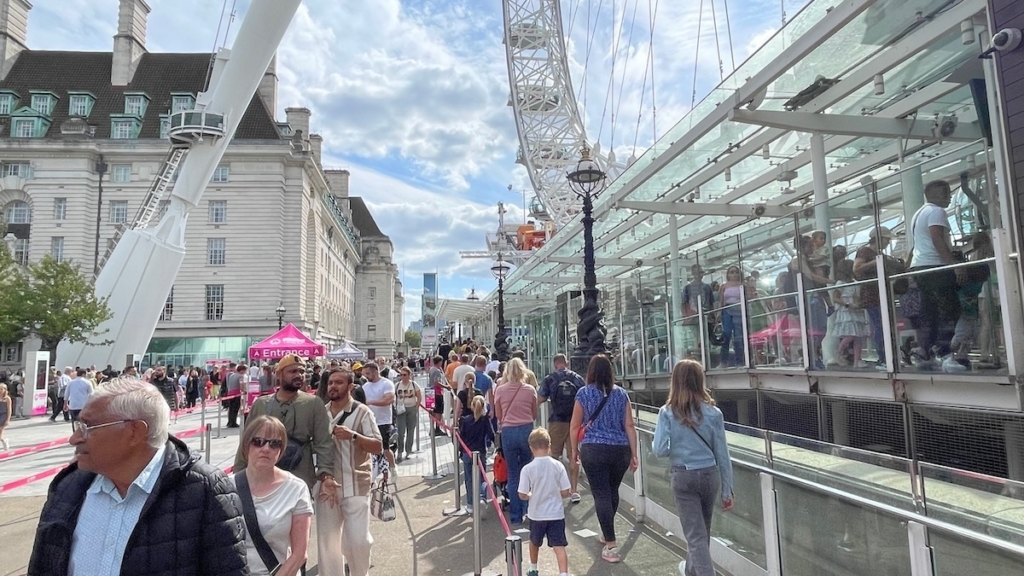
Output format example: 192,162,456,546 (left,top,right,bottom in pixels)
503,0,989,296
